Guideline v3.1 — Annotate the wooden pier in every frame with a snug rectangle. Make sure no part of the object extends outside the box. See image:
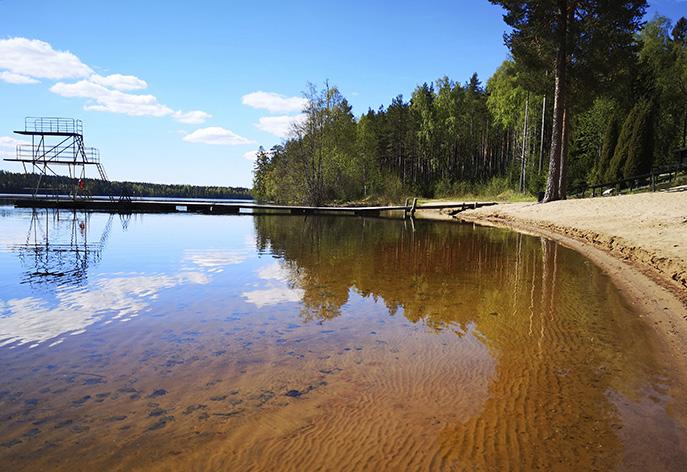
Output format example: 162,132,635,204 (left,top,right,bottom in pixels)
5,196,497,218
